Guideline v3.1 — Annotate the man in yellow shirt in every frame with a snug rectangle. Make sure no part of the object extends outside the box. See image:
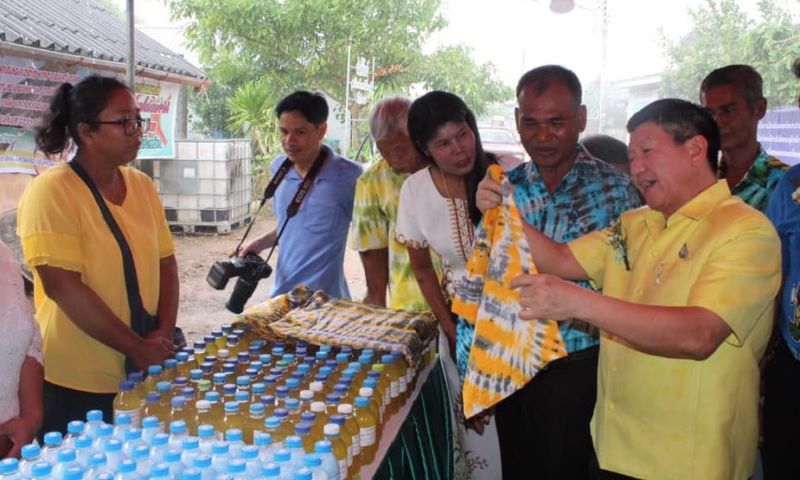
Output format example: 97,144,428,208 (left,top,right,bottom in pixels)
351,96,435,311
477,98,780,479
